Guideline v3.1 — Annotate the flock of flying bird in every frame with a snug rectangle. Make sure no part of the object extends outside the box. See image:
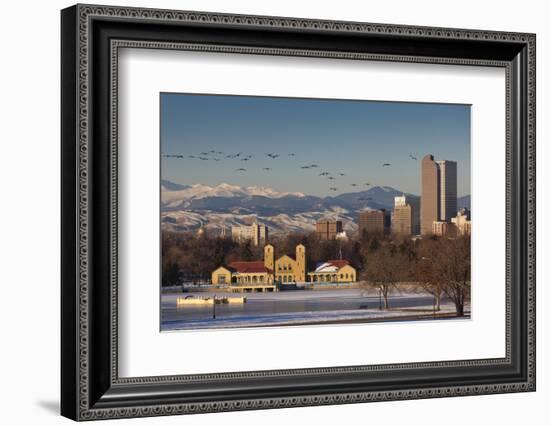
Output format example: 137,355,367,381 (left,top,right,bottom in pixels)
163,150,419,195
